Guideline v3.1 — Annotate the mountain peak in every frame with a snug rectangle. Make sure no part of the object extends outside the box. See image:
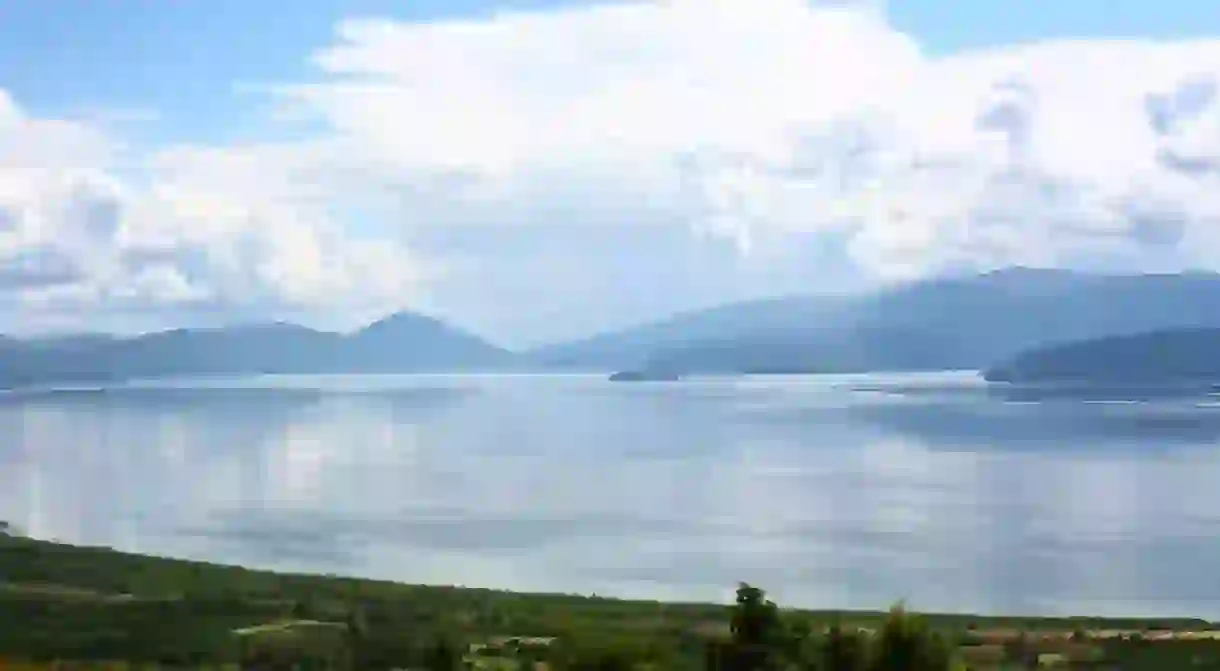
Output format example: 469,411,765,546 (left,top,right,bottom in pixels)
358,310,446,334
0,311,513,388
978,266,1077,280
346,309,510,368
